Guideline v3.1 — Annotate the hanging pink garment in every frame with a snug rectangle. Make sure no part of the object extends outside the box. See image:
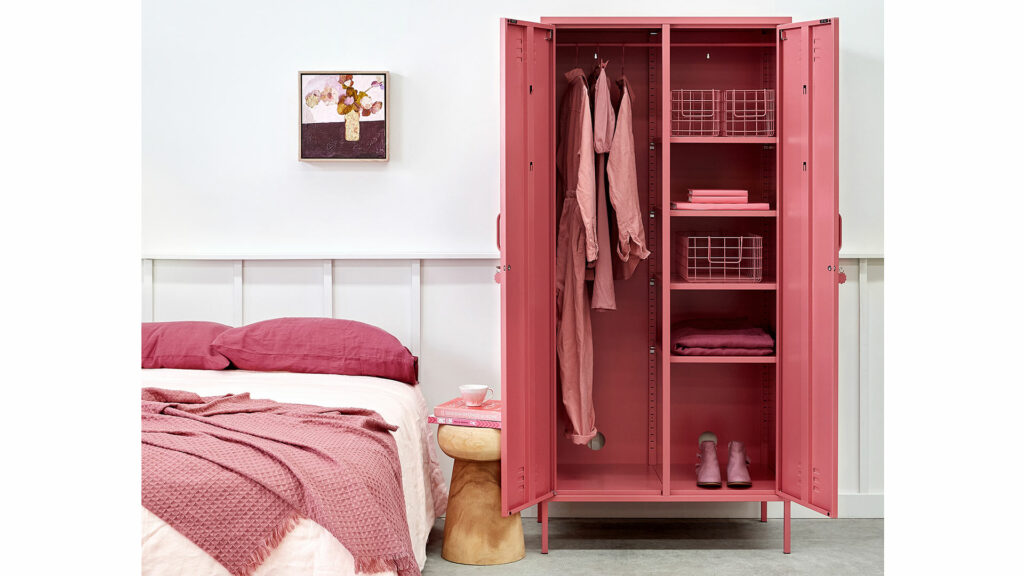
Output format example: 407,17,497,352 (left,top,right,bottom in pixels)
606,76,651,280
555,68,598,445
588,60,616,311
